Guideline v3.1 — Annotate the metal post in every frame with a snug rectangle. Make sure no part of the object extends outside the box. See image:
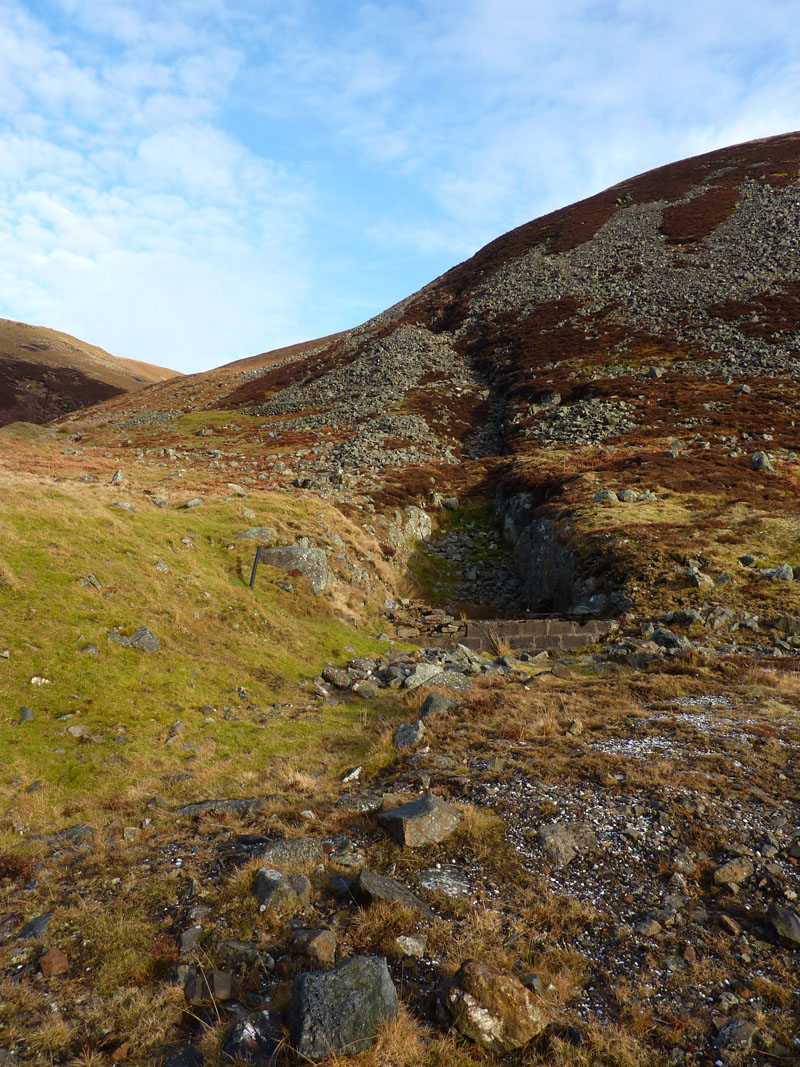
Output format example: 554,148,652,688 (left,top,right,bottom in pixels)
249,544,261,588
